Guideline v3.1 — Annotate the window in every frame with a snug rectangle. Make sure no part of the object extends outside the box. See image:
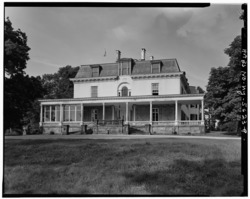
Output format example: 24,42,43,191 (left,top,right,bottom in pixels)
92,67,99,77
152,108,159,121
121,86,128,96
44,105,60,122
120,62,129,75
44,106,50,122
122,66,128,75
56,106,60,121
91,86,98,97
152,63,160,73
190,114,198,120
70,105,75,121
152,83,159,95
64,105,70,121
64,105,81,122
76,105,81,121
51,106,56,121
91,109,98,121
